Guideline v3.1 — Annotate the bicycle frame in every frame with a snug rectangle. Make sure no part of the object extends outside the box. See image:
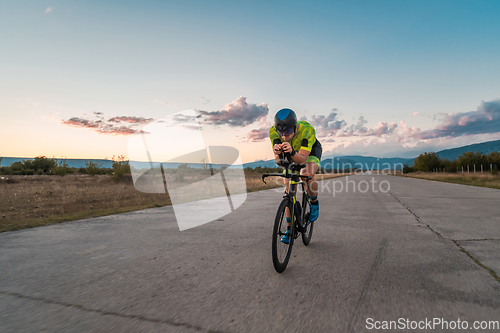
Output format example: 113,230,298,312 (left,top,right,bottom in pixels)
263,162,314,272
262,163,312,233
